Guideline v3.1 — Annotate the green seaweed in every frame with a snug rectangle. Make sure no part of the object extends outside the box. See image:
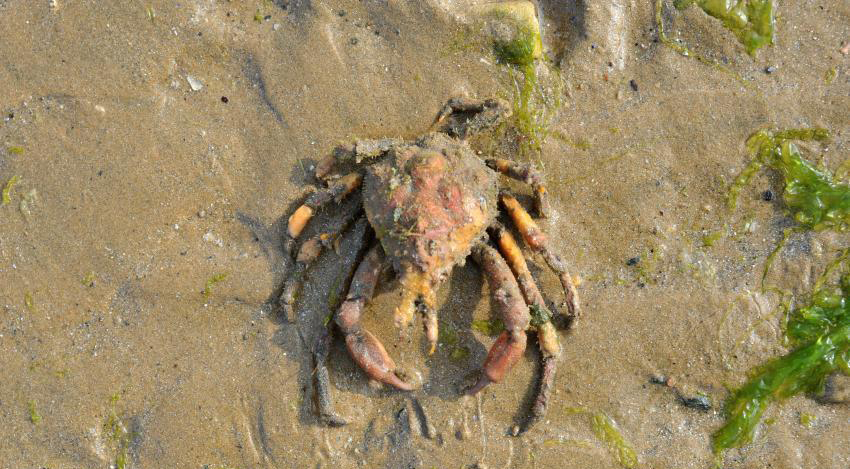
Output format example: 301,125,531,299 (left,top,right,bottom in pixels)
24,291,35,313
702,230,724,247
728,128,841,230
7,146,24,155
27,400,41,424
713,270,850,453
799,412,816,427
203,273,228,298
529,304,552,327
2,175,20,205
591,412,638,468
487,11,560,162
104,394,132,469
81,271,96,287
492,22,539,67
674,0,775,56
438,323,459,346
471,318,504,337
450,346,470,361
